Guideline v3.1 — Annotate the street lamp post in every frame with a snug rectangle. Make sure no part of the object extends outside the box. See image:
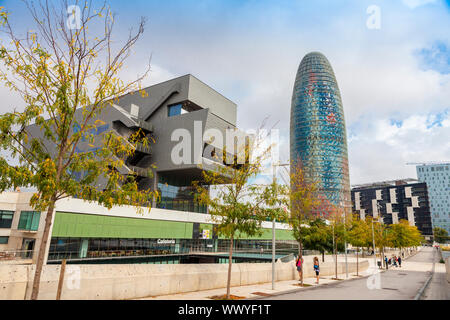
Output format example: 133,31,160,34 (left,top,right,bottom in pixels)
371,216,377,269
271,162,289,290
371,203,382,269
376,203,384,269
341,201,348,278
